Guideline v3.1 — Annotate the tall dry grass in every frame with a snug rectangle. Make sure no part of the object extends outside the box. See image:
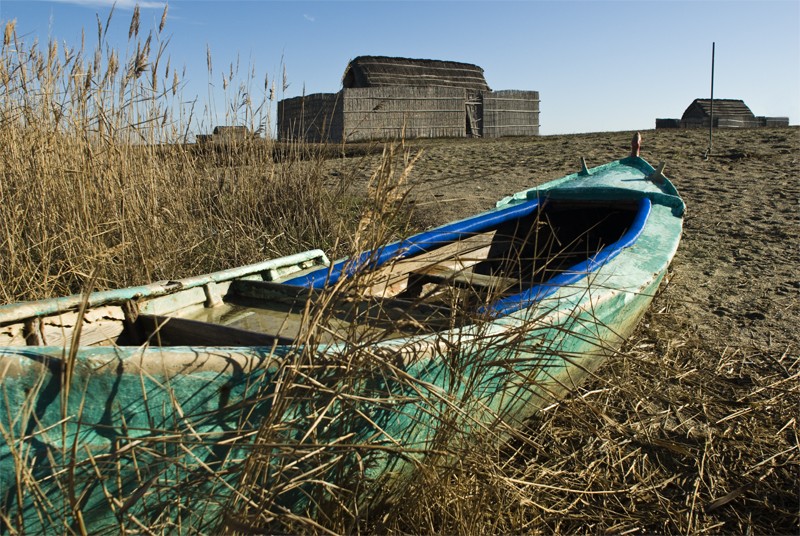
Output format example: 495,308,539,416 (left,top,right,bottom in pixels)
0,11,365,305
